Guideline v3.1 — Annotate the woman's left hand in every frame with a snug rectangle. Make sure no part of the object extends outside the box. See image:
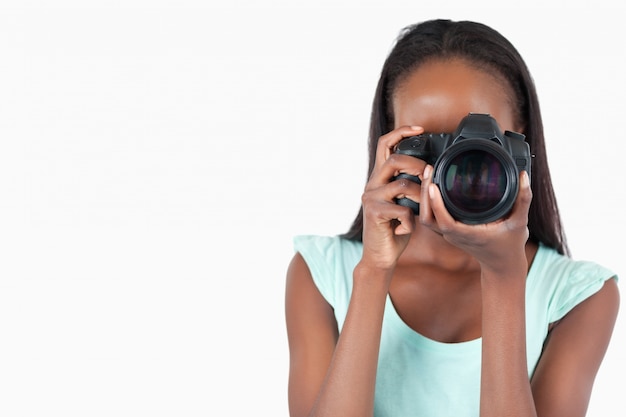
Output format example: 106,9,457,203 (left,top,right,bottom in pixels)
418,164,533,275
